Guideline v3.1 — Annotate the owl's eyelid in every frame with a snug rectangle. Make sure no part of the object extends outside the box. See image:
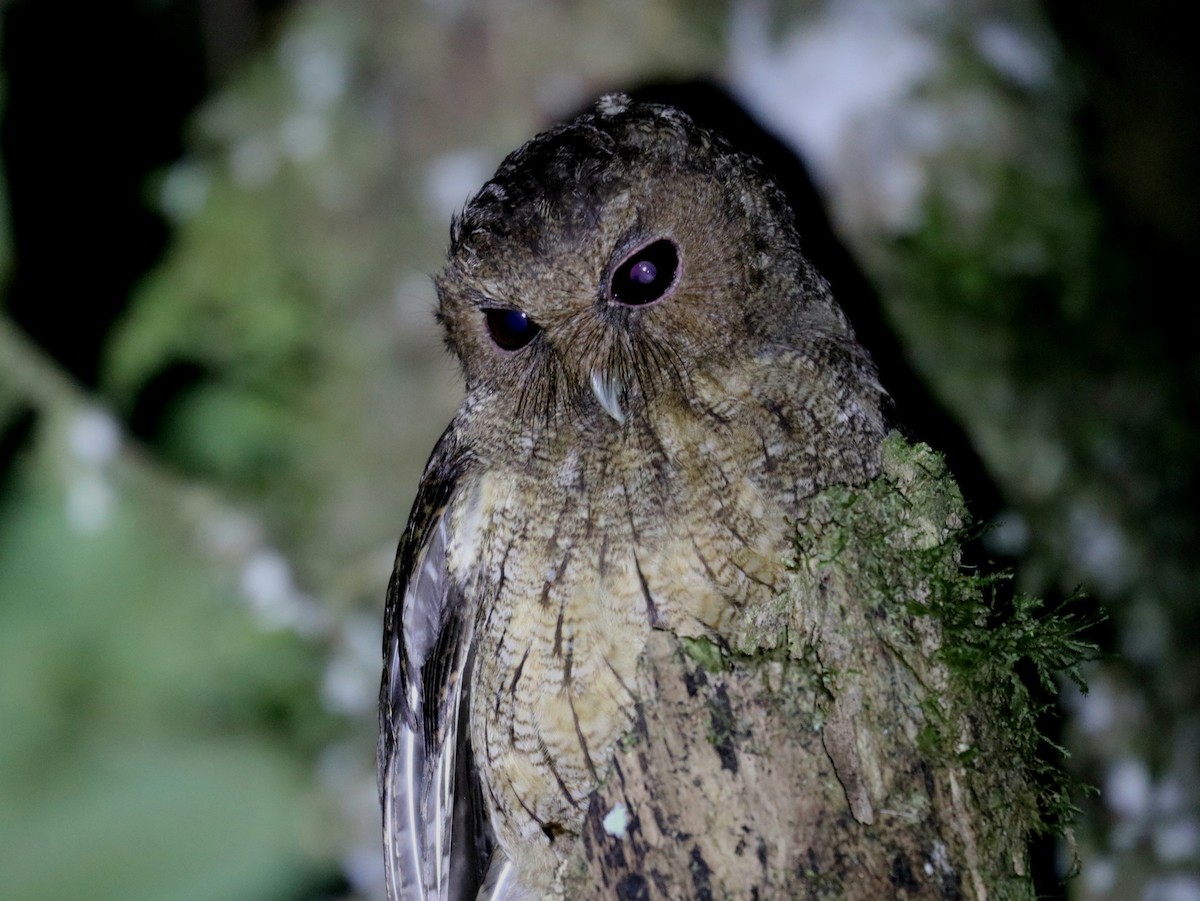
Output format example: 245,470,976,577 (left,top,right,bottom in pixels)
606,225,671,275
463,287,500,311
478,304,539,330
